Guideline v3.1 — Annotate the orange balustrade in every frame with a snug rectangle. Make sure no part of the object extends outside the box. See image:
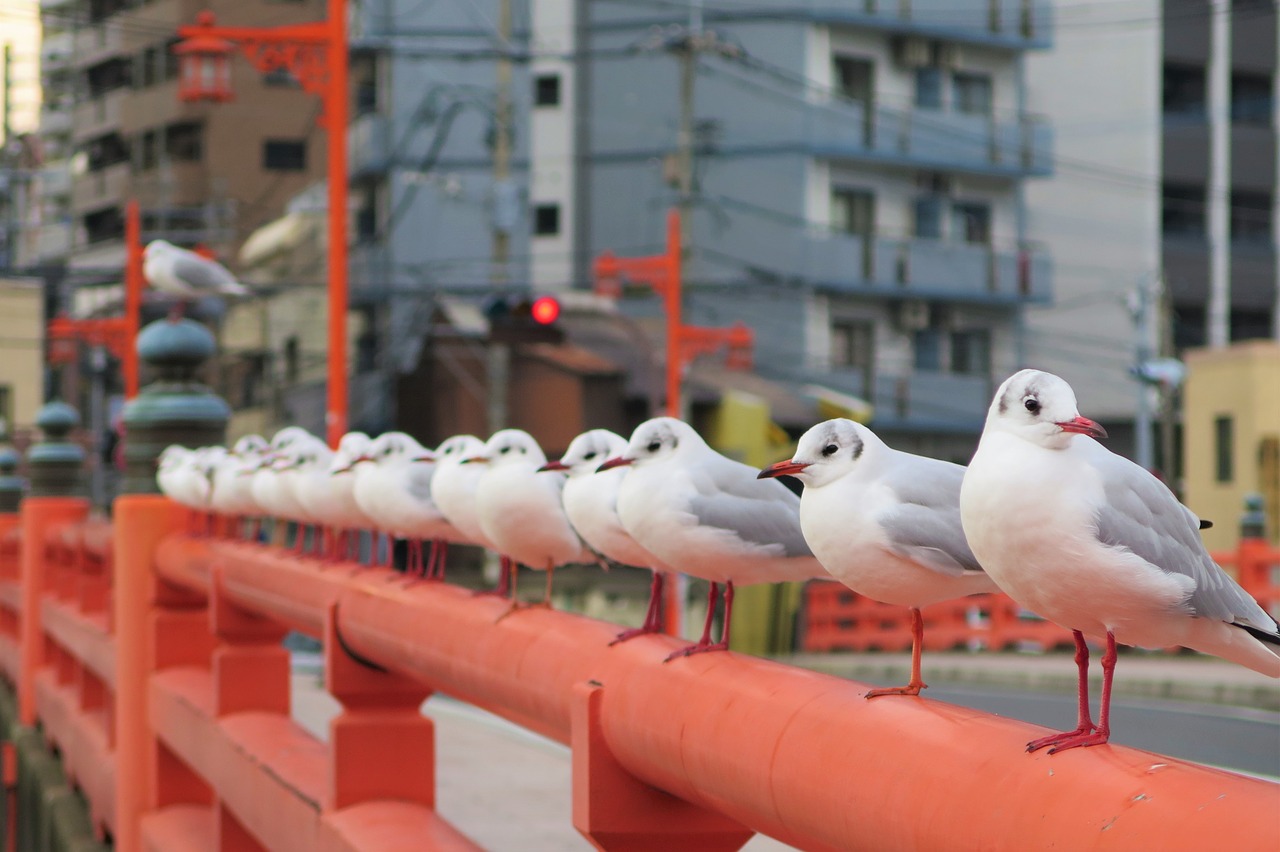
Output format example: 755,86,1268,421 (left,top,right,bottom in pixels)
0,498,1275,852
